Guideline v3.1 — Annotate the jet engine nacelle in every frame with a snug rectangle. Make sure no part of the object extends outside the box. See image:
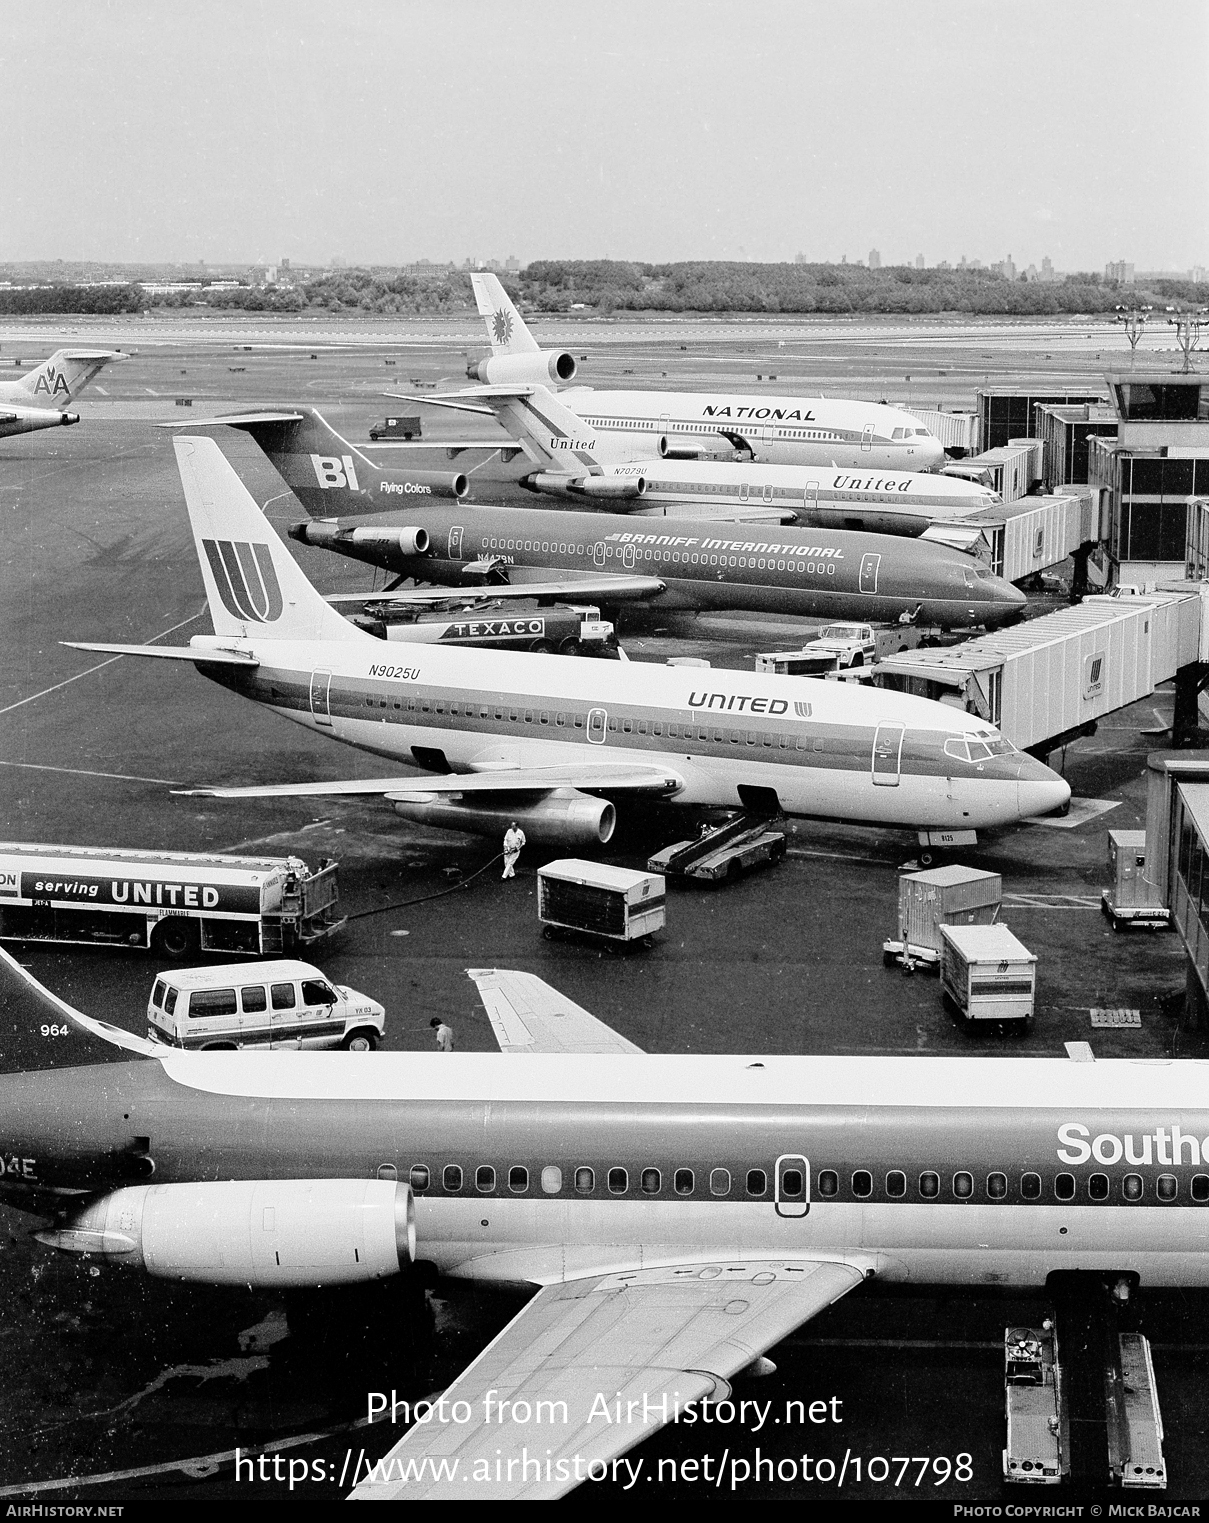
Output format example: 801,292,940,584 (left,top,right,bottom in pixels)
347,526,431,556
379,469,469,501
524,471,643,501
36,1178,416,1287
658,435,708,460
388,787,616,847
467,351,577,386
